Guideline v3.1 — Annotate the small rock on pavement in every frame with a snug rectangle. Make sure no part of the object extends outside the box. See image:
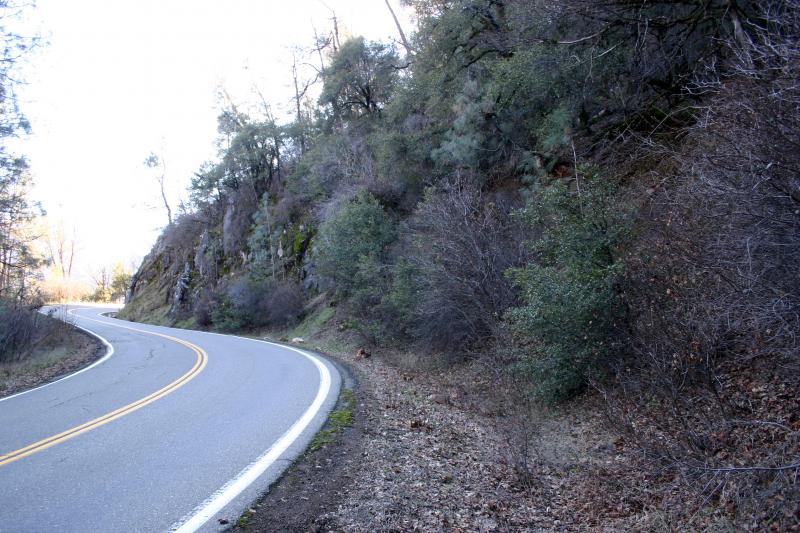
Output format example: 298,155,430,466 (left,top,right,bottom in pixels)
355,348,371,360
